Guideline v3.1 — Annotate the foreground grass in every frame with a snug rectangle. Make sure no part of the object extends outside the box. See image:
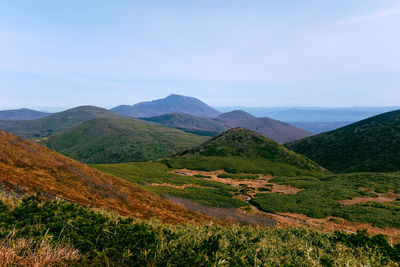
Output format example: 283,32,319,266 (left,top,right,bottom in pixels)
0,233,80,266
1,196,399,266
252,172,400,228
